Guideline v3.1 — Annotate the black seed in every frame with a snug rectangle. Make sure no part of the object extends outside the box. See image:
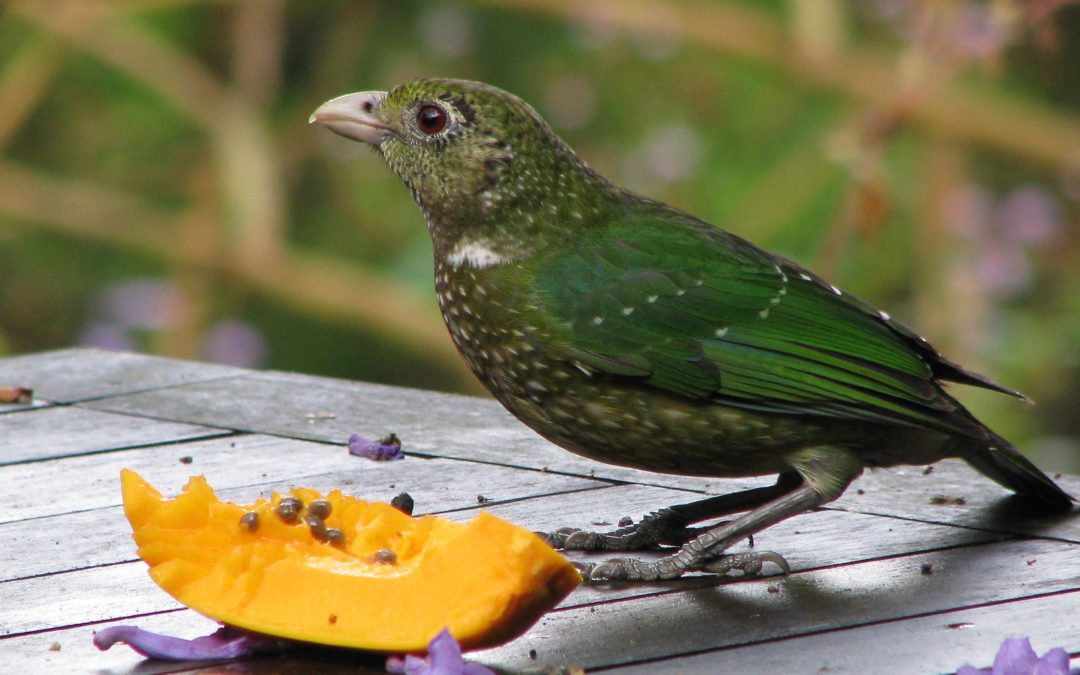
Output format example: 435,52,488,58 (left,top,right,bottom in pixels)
240,511,260,532
325,528,346,547
529,649,537,660
920,562,934,575
307,515,329,541
275,497,303,523
307,499,332,520
179,456,193,464
373,548,397,564
390,492,414,515
476,494,489,504
617,516,633,527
